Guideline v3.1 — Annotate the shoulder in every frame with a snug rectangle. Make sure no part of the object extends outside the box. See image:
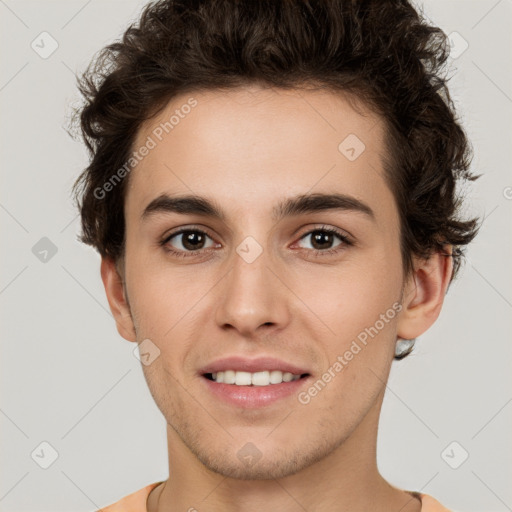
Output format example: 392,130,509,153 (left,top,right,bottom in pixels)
95,484,452,512
95,481,164,512
418,492,453,512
